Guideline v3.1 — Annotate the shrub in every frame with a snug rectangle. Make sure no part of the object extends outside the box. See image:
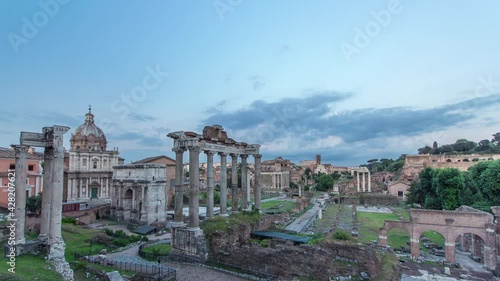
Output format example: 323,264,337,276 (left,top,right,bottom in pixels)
104,228,114,236
62,217,77,224
141,236,149,242
114,230,127,238
113,238,129,247
259,239,268,247
333,229,352,241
